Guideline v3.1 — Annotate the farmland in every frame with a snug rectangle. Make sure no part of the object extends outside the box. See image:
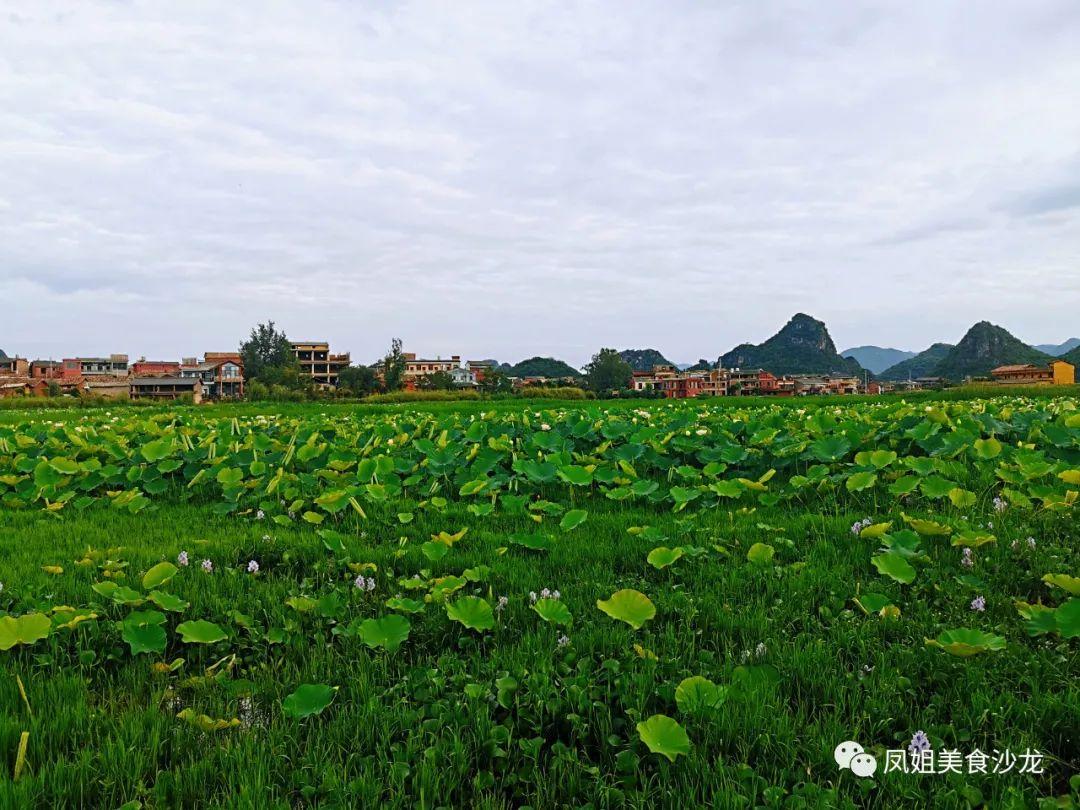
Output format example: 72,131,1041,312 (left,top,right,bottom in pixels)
0,395,1078,808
